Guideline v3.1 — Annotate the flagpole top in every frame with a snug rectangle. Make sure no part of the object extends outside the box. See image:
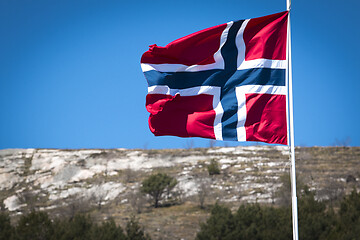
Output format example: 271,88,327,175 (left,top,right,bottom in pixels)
287,0,291,11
